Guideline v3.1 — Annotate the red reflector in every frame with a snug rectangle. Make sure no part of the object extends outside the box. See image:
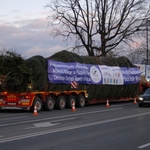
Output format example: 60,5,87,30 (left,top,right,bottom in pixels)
25,96,30,99
7,98,16,101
